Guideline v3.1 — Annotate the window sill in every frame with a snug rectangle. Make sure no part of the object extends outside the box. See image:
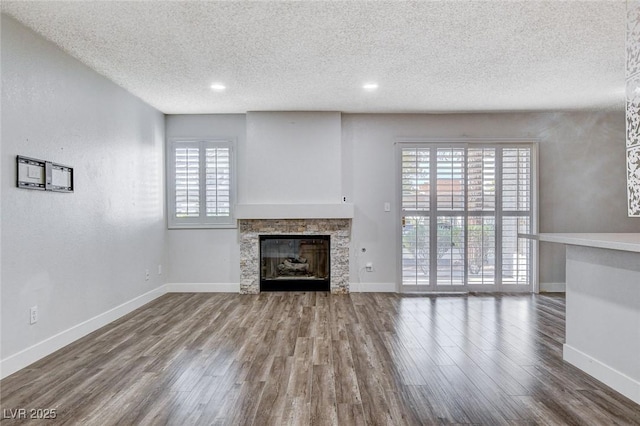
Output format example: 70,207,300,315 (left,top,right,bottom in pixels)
168,222,238,230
